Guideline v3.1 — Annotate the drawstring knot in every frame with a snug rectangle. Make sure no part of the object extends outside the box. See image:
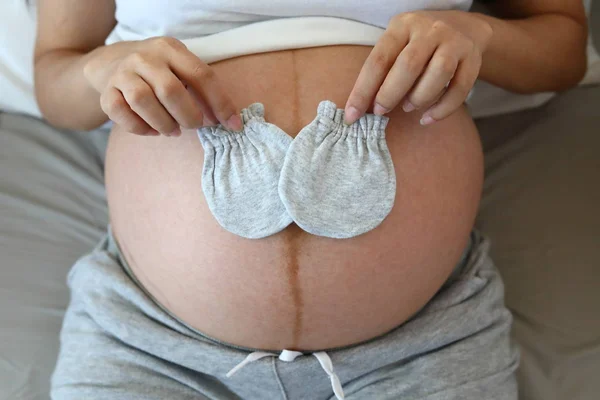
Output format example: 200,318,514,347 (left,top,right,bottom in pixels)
226,349,344,400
